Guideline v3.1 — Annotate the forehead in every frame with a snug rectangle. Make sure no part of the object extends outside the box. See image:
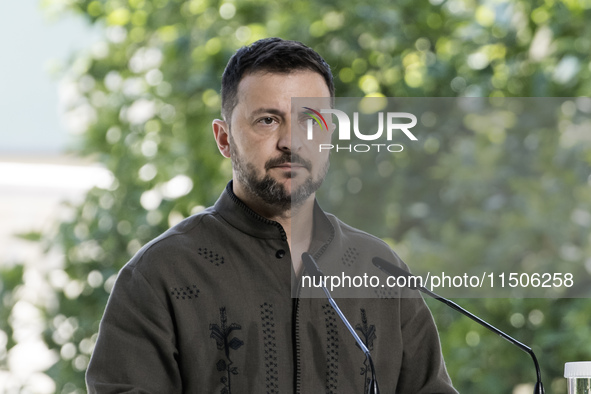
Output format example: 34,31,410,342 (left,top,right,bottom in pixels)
234,70,331,113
